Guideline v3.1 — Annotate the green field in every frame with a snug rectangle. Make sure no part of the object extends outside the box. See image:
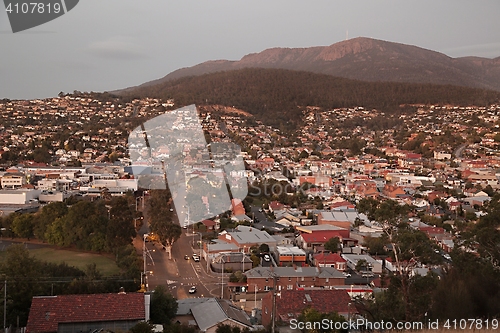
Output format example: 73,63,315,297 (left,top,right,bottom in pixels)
24,247,120,276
